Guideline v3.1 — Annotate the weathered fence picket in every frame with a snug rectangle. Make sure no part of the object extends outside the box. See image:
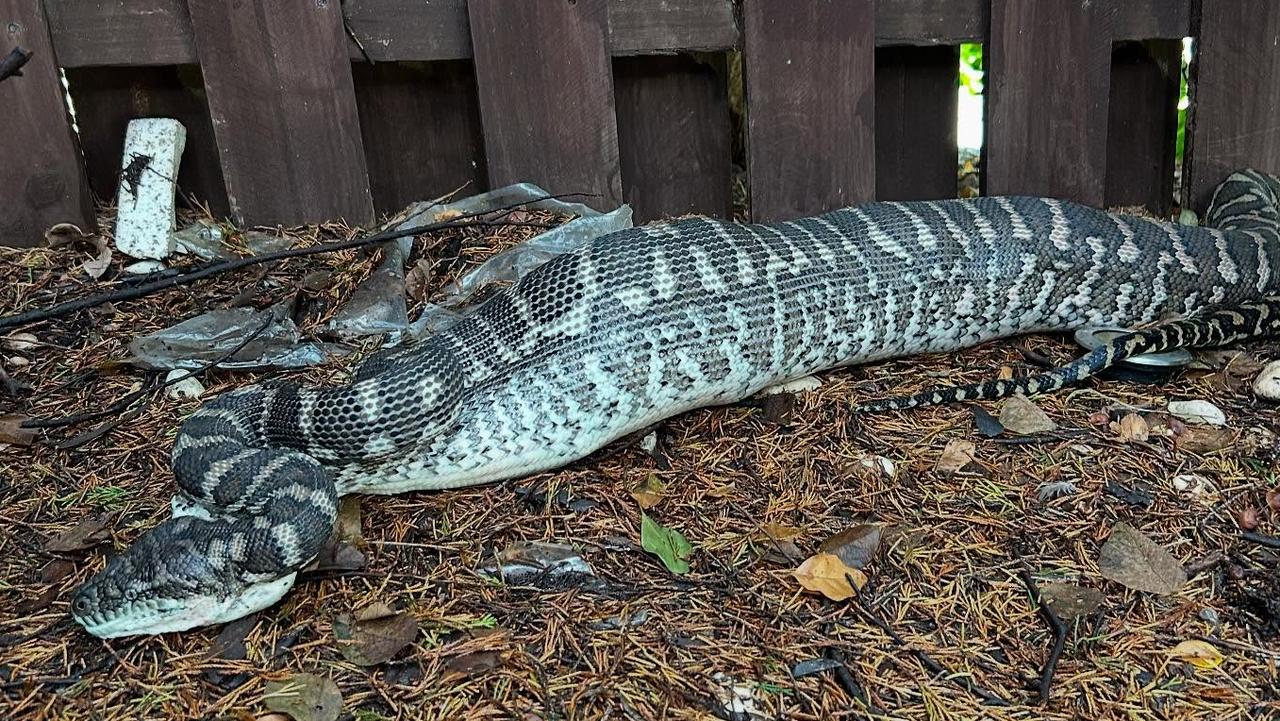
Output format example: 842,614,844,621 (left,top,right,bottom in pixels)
2,0,1279,247
986,0,1111,206
614,55,731,223
743,0,876,222
0,0,94,246
468,0,623,211
1187,0,1280,212
186,0,373,227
